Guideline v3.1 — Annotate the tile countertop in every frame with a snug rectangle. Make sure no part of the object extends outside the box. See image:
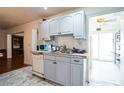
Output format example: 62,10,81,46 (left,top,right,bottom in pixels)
31,51,88,58
31,51,49,55
71,53,88,58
